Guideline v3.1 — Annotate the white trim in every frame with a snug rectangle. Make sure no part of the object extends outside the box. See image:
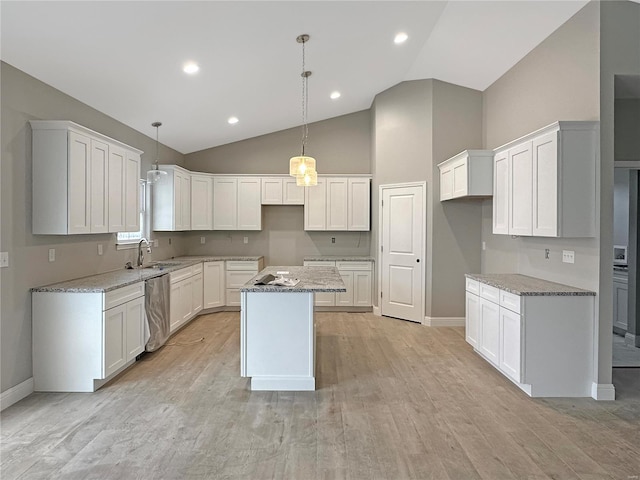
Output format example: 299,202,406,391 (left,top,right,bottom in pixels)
614,161,640,169
423,316,465,327
591,382,616,401
249,376,315,391
1,377,34,411
372,305,381,316
625,332,638,346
